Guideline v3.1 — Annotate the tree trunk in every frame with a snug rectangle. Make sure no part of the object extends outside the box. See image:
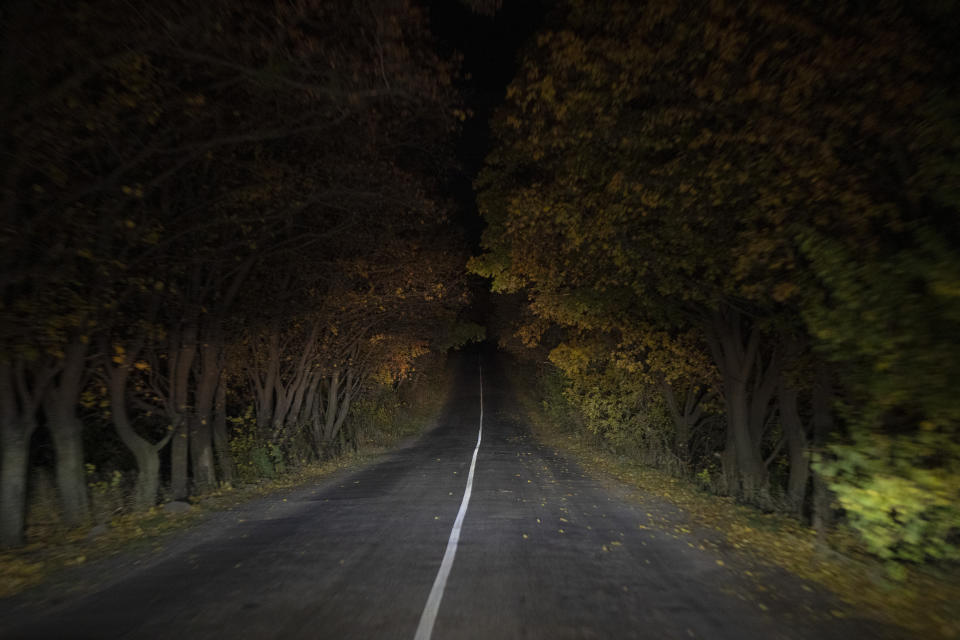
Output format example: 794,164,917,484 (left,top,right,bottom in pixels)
0,361,25,547
169,324,197,500
331,367,356,444
286,369,310,431
301,371,318,425
169,421,189,499
271,324,318,439
45,340,90,527
726,376,769,503
0,360,47,547
190,340,219,494
254,333,280,432
212,378,234,485
48,419,88,527
0,431,29,548
323,368,340,443
779,382,809,515
306,373,324,450
720,431,737,496
106,358,162,511
660,382,691,455
749,351,779,445
705,308,771,507
660,381,713,466
811,363,836,535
